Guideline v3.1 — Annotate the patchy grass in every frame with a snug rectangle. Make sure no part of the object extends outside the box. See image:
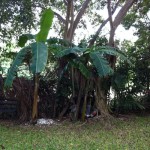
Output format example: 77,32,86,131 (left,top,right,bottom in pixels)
0,116,150,150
